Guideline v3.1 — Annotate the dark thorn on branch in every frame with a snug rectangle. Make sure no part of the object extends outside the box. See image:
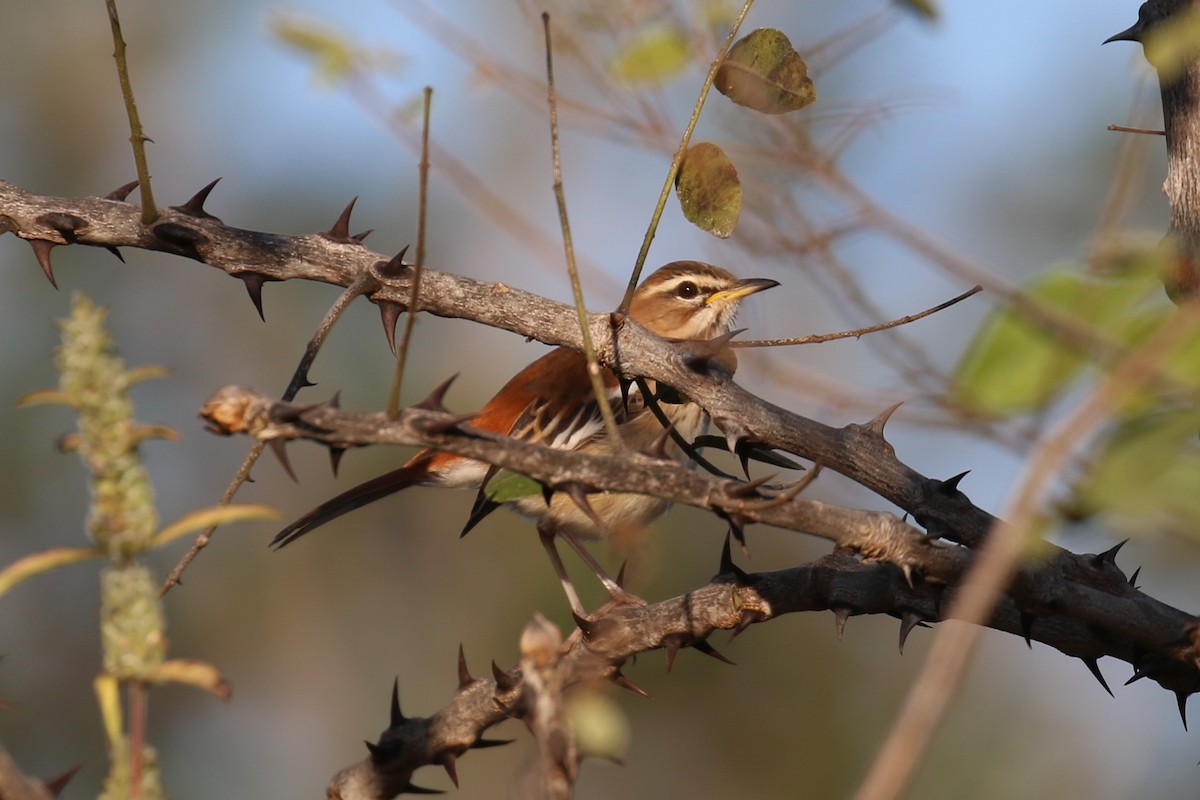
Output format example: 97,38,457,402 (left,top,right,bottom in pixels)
266,439,297,482
104,179,139,201
441,754,459,788
1081,657,1114,698
471,736,514,749
691,638,736,666
616,561,627,589
642,423,675,461
390,677,407,727
28,239,58,288
173,178,222,220
618,377,634,417
563,483,603,528
104,245,125,263
716,534,750,585
323,196,358,242
415,374,460,411
378,246,411,279
457,644,474,690
491,661,518,693
352,228,374,242
379,301,404,355
1103,6,1149,44
573,612,596,640
864,401,903,438
1091,539,1129,570
833,606,851,640
1125,667,1148,686
730,609,765,641
1179,691,1192,731
724,474,774,499
935,471,971,495
44,763,82,796
328,446,345,477
899,612,922,654
611,670,651,698
1020,612,1035,648
679,328,745,373
664,635,683,672
1128,566,1142,589
238,273,276,321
